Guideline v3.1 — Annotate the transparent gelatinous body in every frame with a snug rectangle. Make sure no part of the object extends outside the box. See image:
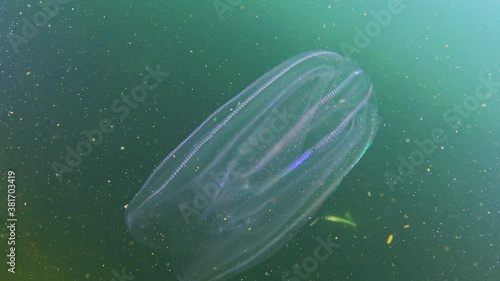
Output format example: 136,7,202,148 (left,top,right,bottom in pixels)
126,51,378,281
